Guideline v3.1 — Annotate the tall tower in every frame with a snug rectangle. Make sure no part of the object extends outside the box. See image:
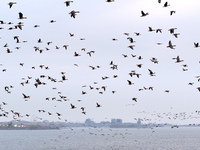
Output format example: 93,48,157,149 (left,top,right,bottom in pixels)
137,118,141,125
